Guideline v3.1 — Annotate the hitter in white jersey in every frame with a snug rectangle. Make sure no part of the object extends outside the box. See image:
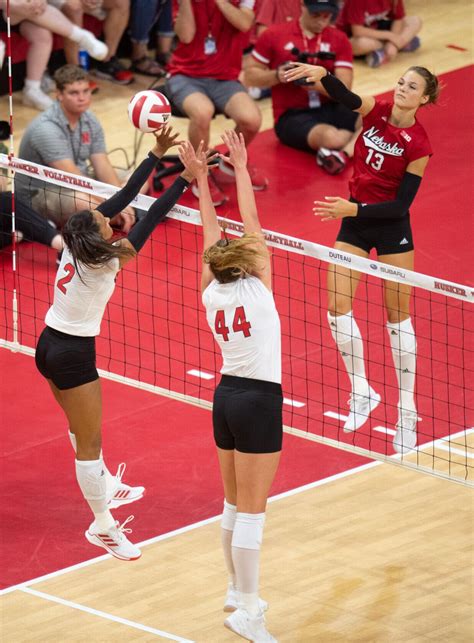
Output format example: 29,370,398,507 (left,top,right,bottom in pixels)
180,132,282,643
35,127,198,561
